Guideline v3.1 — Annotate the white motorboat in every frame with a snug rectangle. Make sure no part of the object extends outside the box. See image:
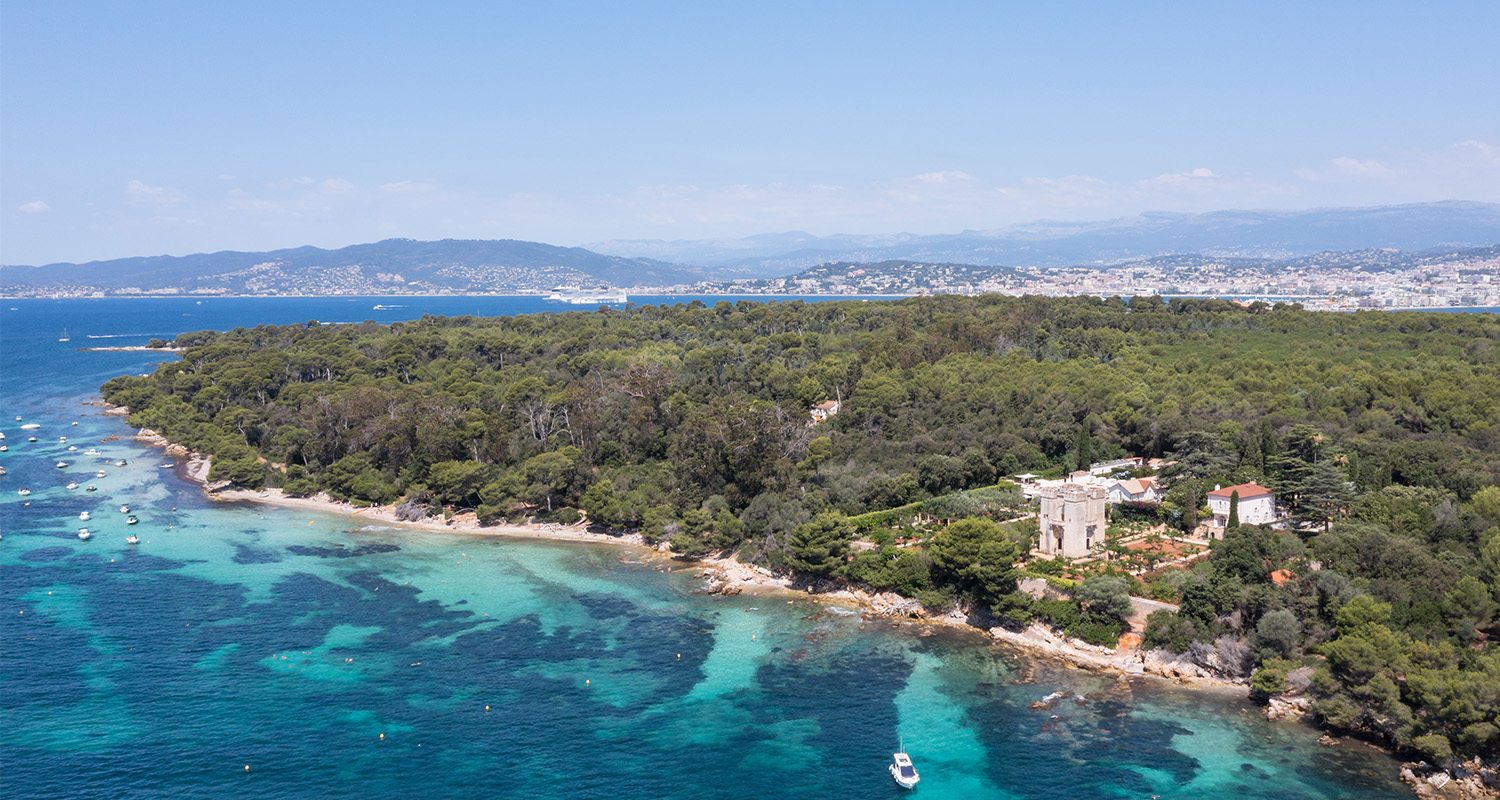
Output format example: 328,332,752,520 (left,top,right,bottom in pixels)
77,528,91,540
67,445,77,451
57,461,69,469
115,459,127,467
20,422,38,429
28,436,38,442
120,505,131,513
95,471,107,478
85,485,98,492
79,511,92,521
59,436,67,443
66,481,80,490
0,445,6,452
126,515,139,525
890,740,920,789
17,488,31,496
126,533,140,544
